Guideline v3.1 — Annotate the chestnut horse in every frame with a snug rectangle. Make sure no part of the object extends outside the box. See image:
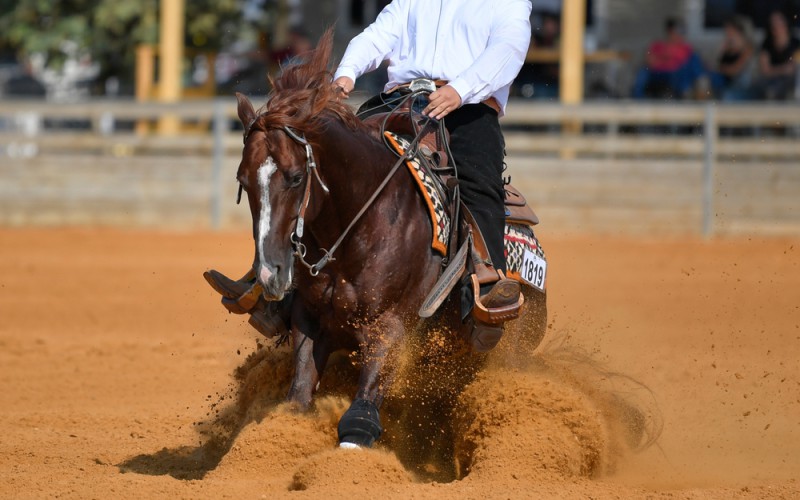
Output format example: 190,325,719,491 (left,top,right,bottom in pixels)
233,32,543,448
